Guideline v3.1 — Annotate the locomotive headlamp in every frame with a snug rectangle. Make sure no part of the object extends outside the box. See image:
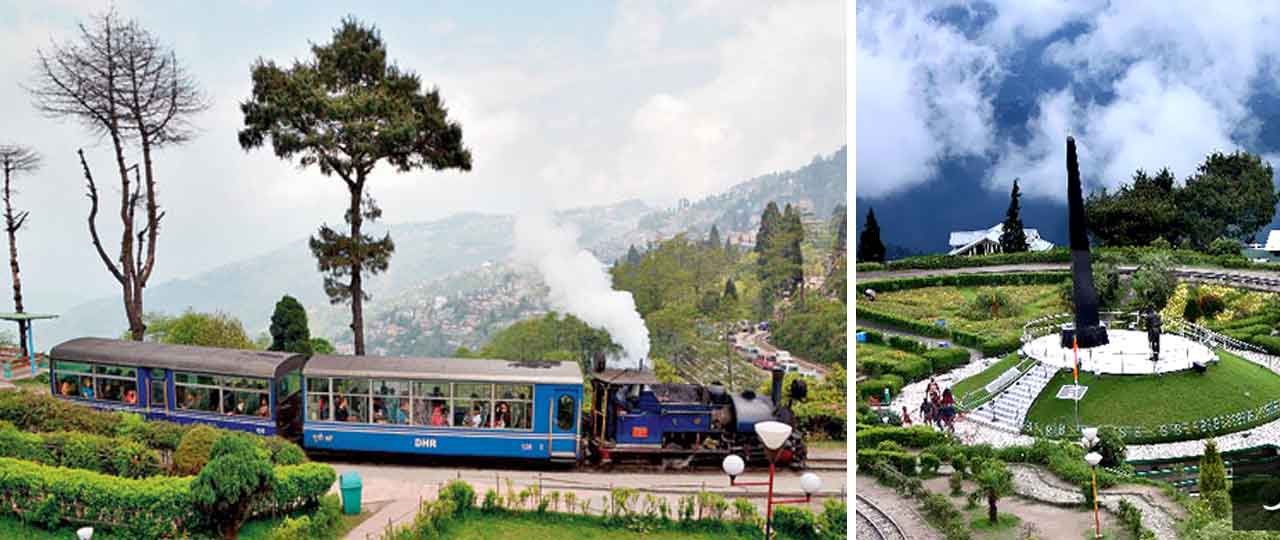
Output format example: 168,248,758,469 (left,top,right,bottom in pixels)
722,455,745,479
754,421,792,451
